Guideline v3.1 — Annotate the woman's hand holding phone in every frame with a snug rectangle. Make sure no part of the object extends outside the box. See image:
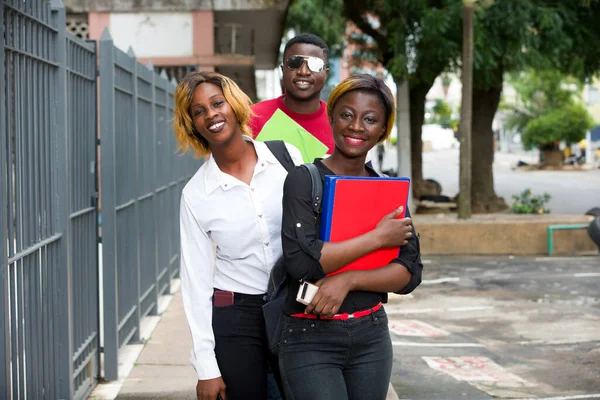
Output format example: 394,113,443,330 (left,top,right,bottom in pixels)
304,273,355,317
